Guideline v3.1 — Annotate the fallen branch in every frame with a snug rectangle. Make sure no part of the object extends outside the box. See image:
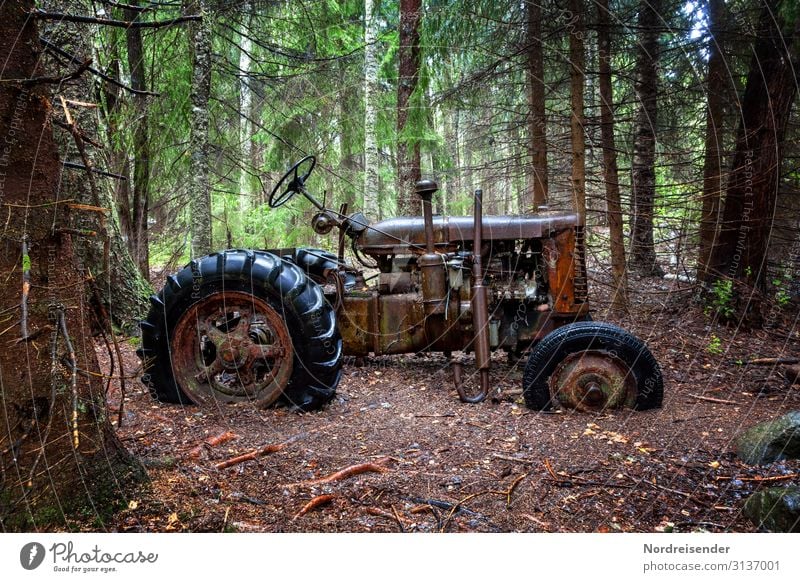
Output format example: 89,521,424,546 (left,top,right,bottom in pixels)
735,357,799,366
292,494,335,521
214,433,305,470
187,430,238,460
625,474,712,508
715,473,797,483
290,458,391,487
406,496,481,517
688,394,738,405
